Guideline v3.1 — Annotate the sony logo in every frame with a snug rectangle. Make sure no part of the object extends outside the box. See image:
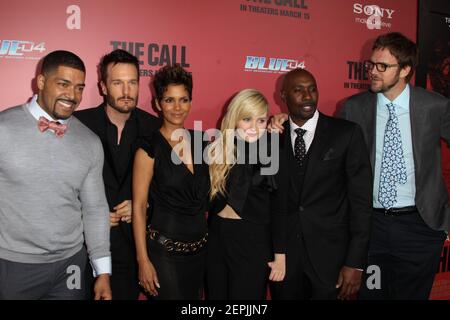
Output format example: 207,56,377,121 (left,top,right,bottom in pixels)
353,3,395,19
